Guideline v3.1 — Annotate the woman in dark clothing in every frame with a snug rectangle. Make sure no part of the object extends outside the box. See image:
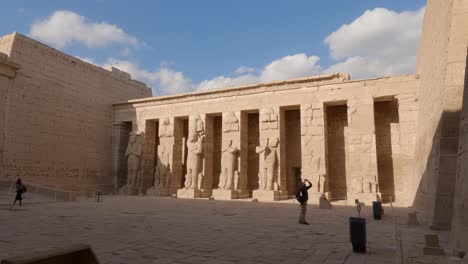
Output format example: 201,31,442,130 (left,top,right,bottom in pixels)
12,179,26,207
